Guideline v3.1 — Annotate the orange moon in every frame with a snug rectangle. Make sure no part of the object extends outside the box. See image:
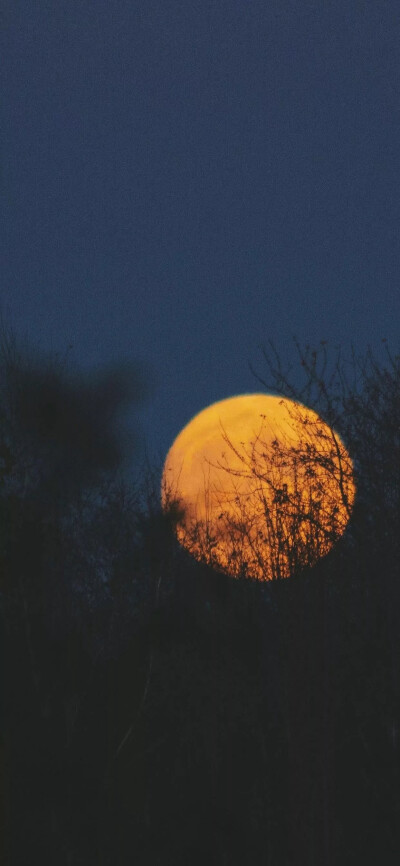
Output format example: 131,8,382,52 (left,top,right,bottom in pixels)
161,394,355,581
